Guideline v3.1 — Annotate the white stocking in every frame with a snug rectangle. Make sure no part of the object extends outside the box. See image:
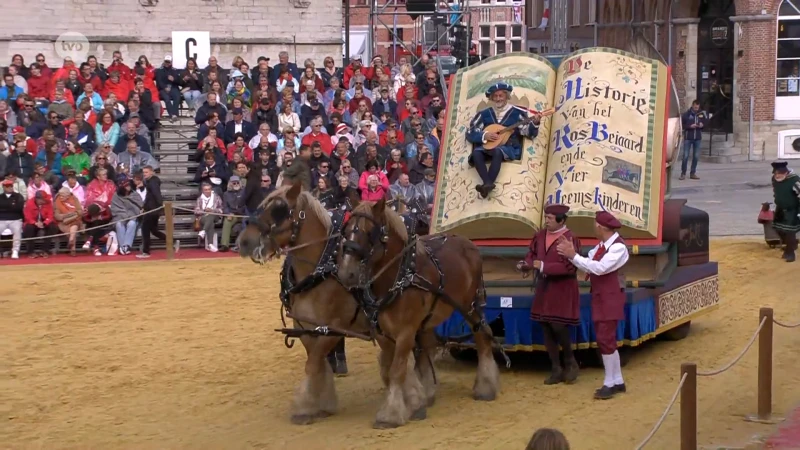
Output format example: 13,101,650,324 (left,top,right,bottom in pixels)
601,354,614,388
611,351,624,385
